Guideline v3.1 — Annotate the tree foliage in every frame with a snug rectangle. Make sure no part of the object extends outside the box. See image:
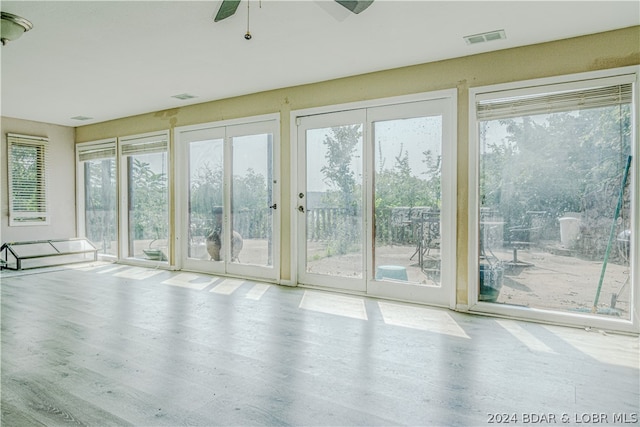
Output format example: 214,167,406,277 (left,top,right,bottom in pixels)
130,158,168,240
480,105,631,249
